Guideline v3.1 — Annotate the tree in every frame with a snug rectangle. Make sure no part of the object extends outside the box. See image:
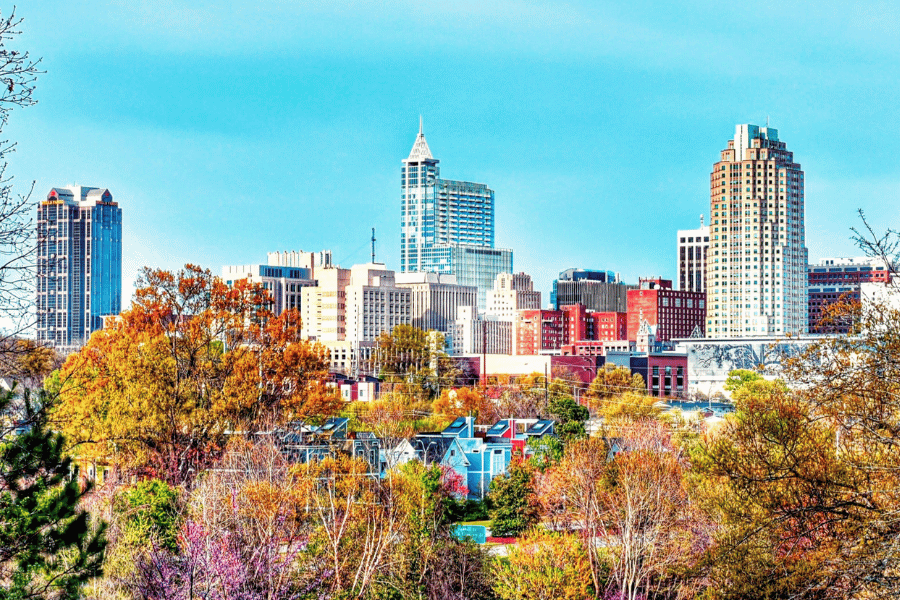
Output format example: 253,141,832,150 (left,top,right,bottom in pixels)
722,369,763,393
546,421,707,600
0,8,41,349
432,386,495,423
584,365,646,410
0,388,107,599
488,459,539,537
52,265,340,484
492,529,597,600
595,391,661,424
548,395,589,441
